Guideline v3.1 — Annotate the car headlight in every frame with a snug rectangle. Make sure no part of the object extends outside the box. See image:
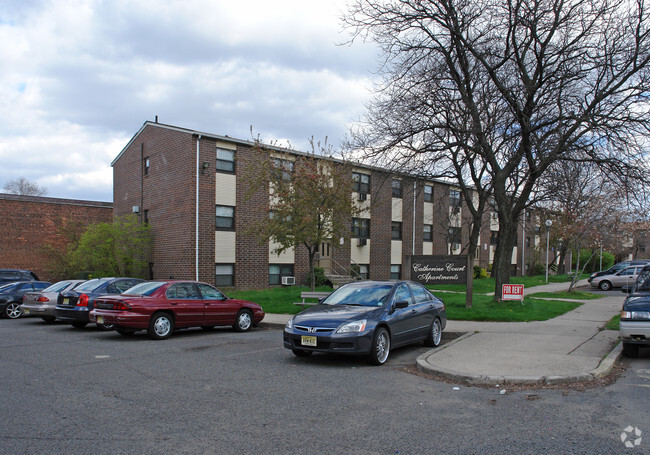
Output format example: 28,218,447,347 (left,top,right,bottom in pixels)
336,319,367,334
285,318,294,330
622,311,650,320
